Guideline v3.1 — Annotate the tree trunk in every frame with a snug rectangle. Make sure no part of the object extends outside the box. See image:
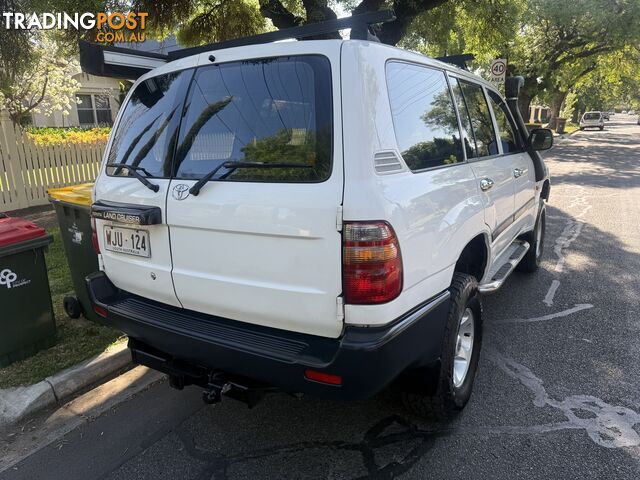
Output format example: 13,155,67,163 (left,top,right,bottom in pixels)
516,77,538,122
546,90,568,130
